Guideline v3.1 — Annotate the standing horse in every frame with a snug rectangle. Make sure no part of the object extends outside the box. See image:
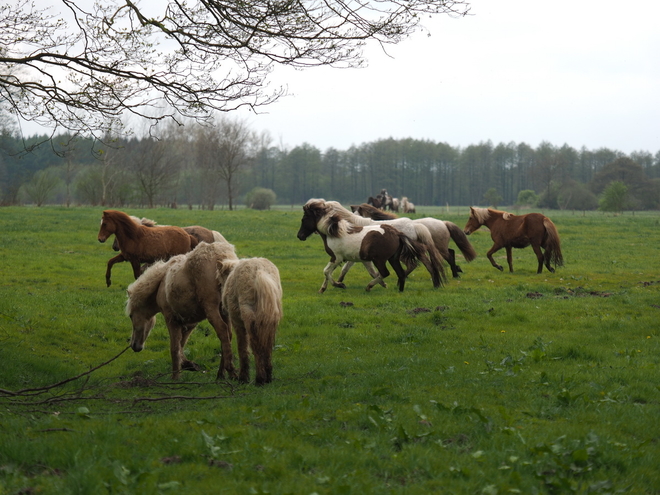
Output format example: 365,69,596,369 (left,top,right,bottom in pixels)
107,215,227,286
126,242,239,380
400,197,416,213
98,210,199,286
351,203,477,279
297,201,444,292
367,196,383,209
463,207,563,273
216,257,283,385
